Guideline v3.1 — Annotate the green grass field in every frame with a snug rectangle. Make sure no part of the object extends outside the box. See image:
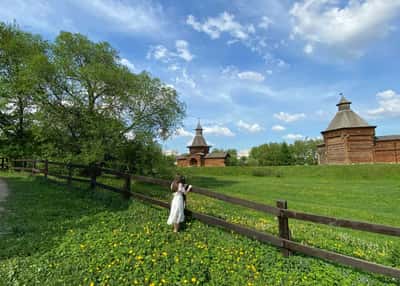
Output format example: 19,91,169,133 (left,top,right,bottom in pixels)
0,165,400,285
